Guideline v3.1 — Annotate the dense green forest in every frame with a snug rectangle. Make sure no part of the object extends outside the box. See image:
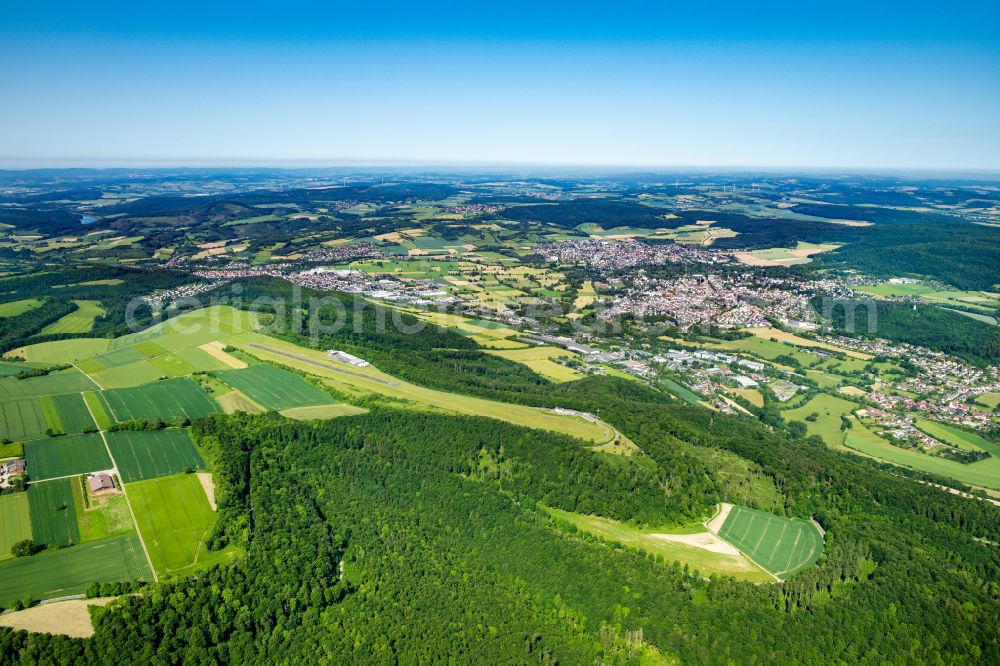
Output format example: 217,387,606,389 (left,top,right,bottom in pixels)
819,297,1000,365
3,398,997,663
